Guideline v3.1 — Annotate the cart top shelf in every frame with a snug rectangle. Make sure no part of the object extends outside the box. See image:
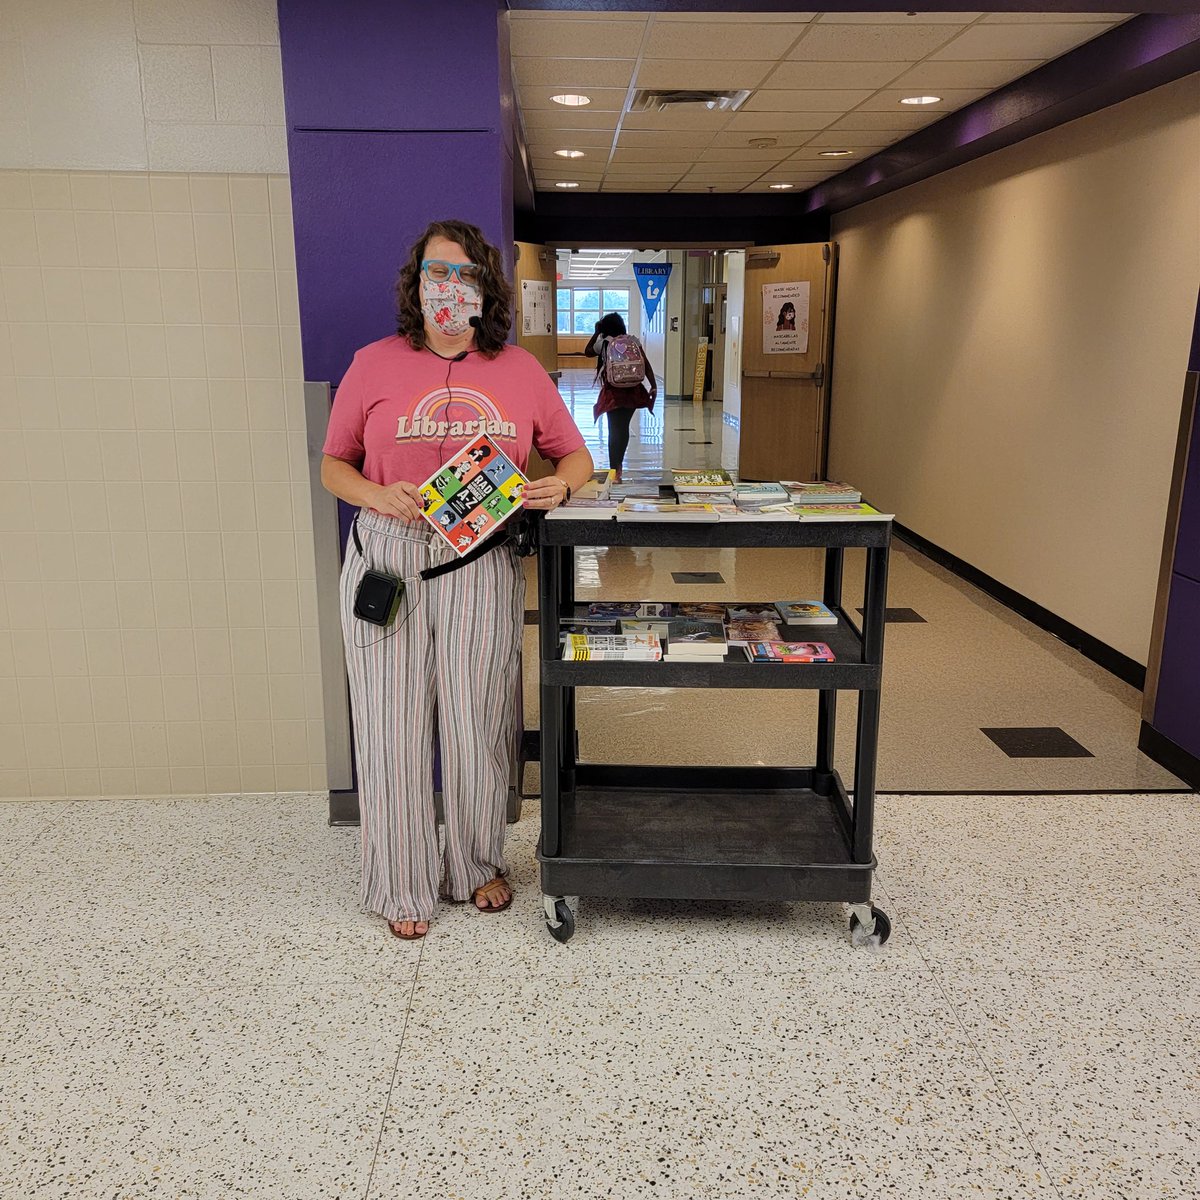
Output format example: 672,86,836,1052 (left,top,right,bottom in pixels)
537,517,892,549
